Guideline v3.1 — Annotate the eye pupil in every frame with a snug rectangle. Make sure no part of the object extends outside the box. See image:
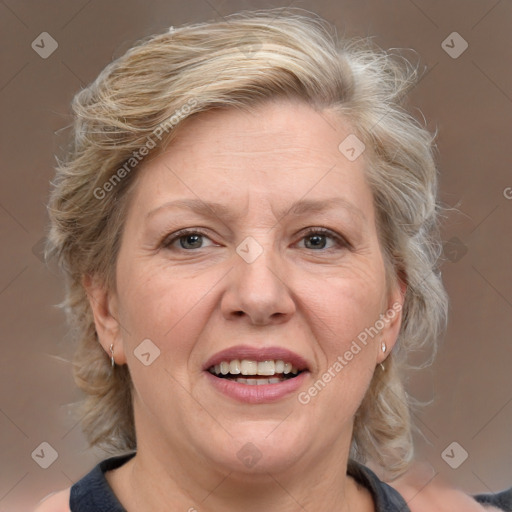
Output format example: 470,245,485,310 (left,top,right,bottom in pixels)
306,234,326,249
180,234,202,249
